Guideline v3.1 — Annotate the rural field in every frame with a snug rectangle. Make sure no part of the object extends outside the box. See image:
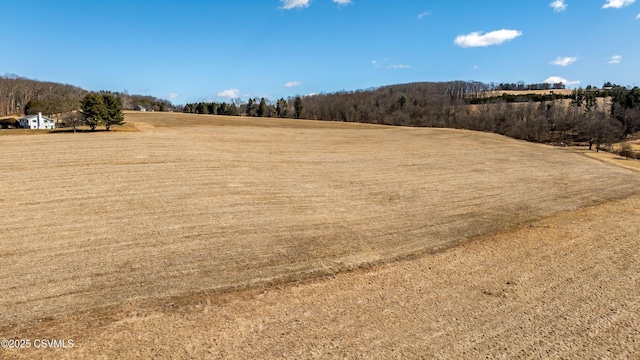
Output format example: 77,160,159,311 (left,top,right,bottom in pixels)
1,112,640,359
